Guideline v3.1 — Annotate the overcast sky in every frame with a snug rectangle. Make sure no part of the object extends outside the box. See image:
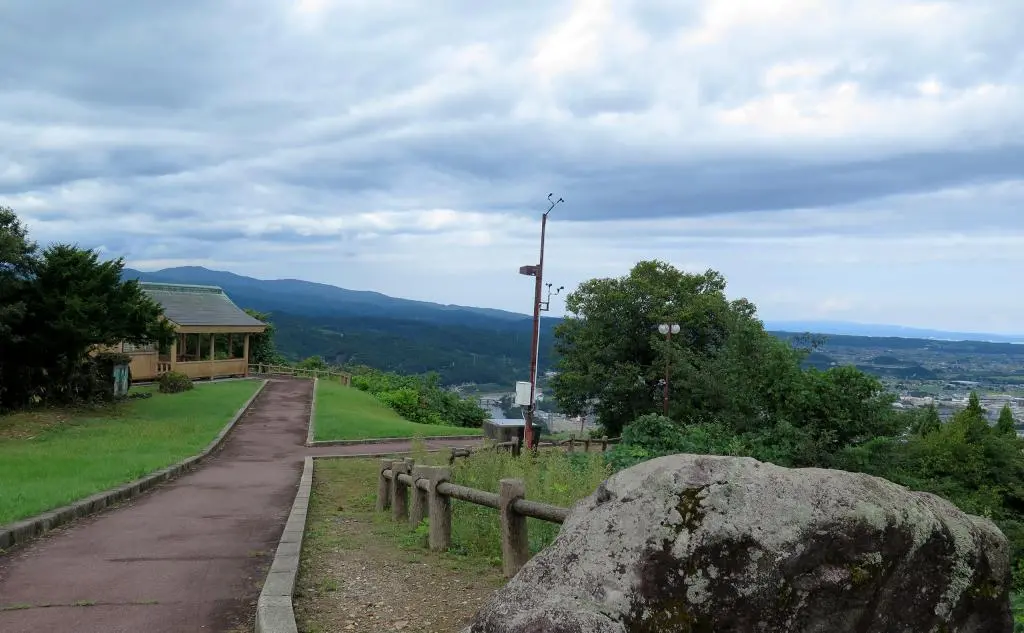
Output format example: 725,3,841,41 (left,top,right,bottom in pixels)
3,0,1024,333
